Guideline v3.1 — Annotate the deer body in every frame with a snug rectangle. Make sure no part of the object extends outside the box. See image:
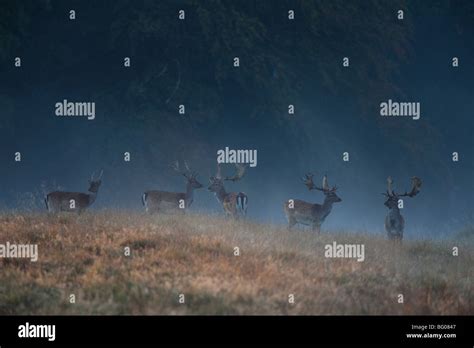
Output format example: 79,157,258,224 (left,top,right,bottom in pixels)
384,205,405,241
284,173,341,233
45,171,102,214
143,182,200,214
143,161,203,214
211,185,247,218
383,176,421,242
208,164,248,219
